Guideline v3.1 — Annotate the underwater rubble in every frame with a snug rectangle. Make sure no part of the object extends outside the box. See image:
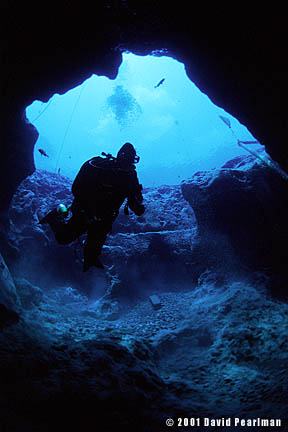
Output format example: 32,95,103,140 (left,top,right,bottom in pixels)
1,156,288,431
